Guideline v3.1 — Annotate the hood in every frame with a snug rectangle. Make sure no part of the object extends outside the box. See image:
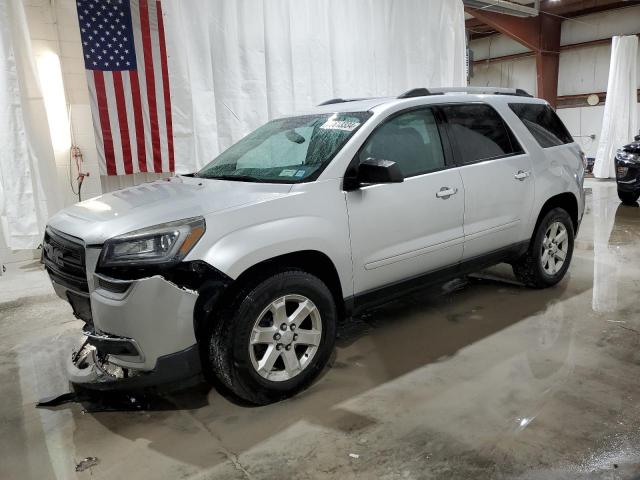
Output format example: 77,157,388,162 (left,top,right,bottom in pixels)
47,176,293,244
622,141,640,154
